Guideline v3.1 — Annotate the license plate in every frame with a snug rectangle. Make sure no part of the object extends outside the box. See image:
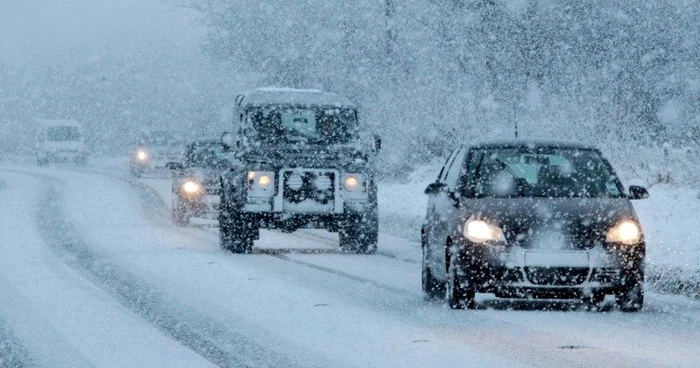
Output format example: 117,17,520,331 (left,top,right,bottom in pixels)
525,251,589,267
